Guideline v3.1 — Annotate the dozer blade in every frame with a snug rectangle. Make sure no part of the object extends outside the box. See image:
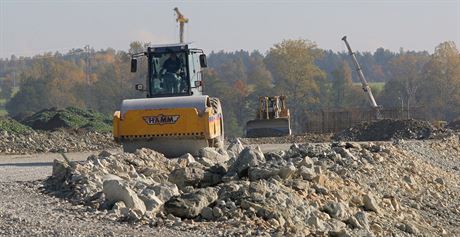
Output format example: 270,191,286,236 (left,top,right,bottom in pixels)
122,137,209,158
245,118,291,138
